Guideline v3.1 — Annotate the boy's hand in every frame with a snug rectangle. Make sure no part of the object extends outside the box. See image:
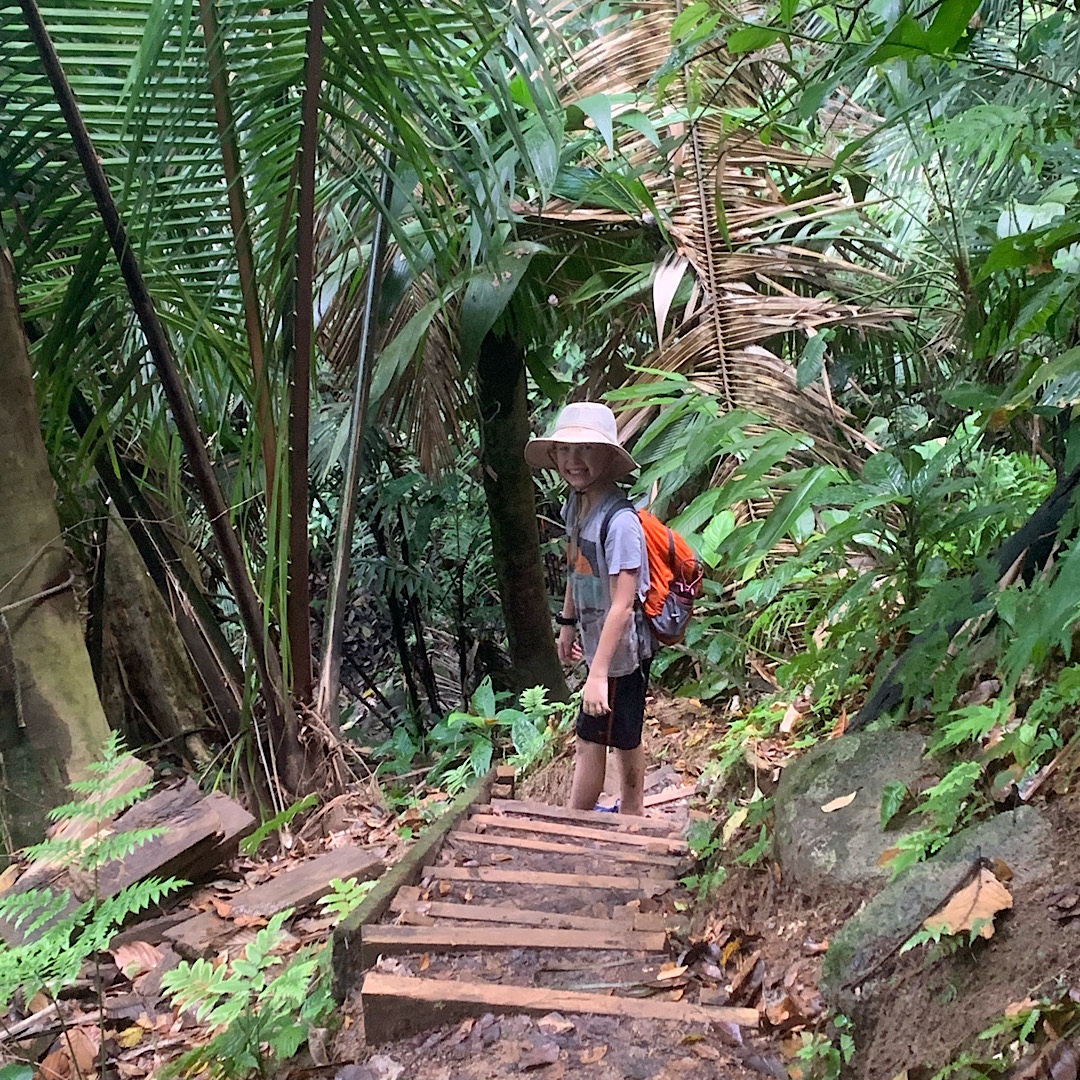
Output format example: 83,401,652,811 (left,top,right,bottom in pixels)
583,671,609,716
557,625,581,666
